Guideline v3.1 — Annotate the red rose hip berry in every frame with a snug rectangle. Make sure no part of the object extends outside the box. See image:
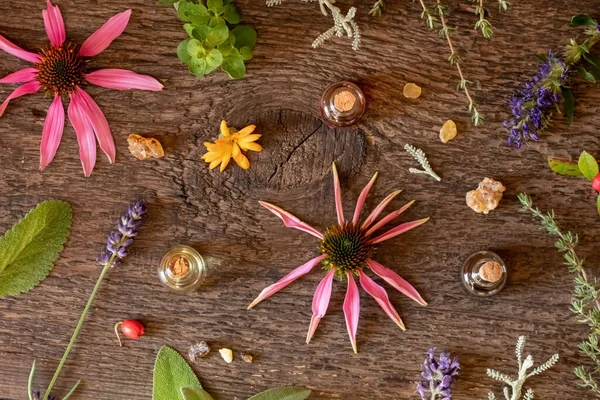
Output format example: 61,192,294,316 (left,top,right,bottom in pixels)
593,173,600,192
114,320,145,347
